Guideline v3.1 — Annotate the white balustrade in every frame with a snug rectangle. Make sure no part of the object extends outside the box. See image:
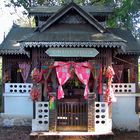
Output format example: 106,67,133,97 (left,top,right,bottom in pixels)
95,102,112,132
5,83,33,94
32,102,49,132
111,83,136,93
